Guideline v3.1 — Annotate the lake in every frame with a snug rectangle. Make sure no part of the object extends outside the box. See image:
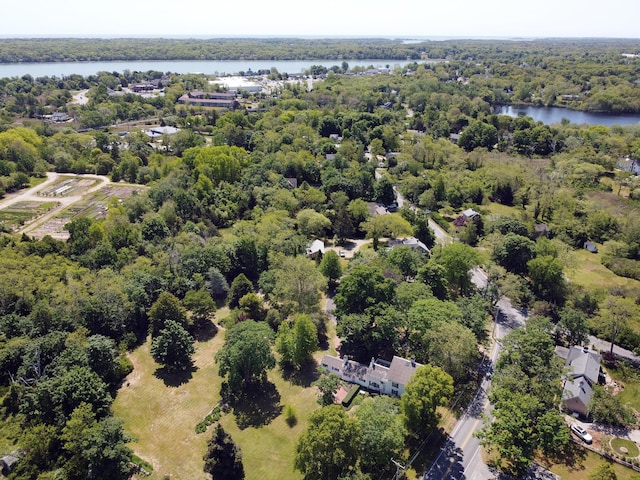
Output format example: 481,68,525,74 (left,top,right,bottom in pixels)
0,59,413,78
496,105,640,127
